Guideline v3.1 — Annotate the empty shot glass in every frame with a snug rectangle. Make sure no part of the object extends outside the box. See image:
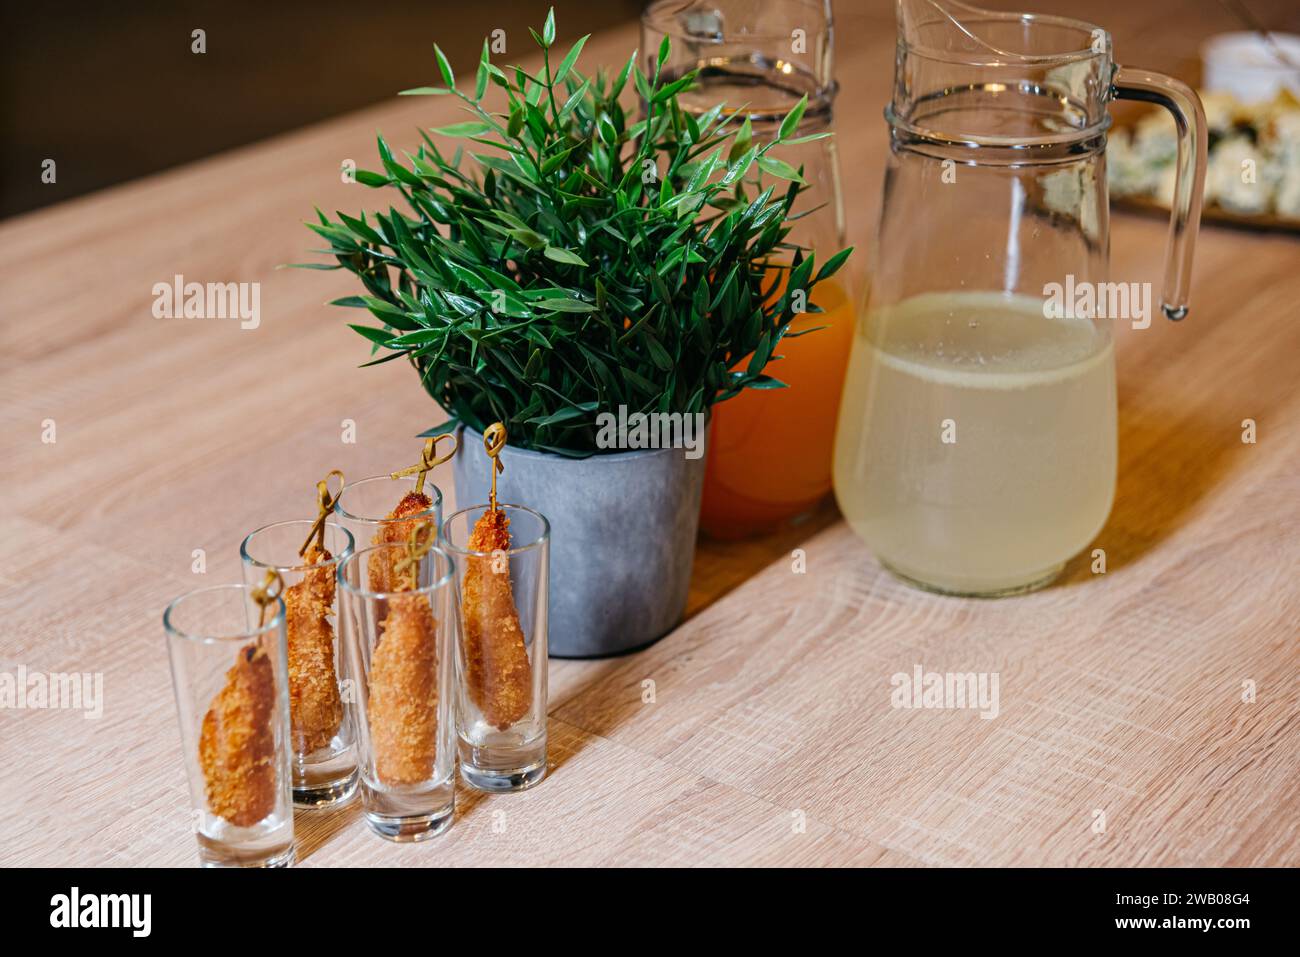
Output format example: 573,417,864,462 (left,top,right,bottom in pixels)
164,583,295,867
335,474,443,578
338,541,457,841
241,519,357,808
440,503,549,792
